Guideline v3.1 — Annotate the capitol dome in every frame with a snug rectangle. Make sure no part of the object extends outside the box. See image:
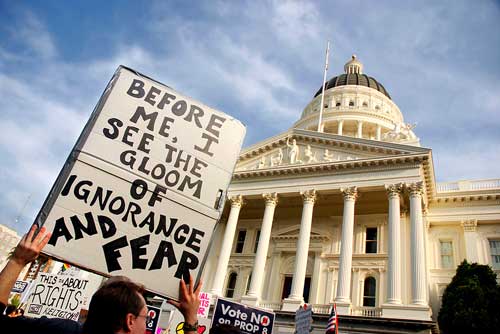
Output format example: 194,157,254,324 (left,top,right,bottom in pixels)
294,55,419,146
